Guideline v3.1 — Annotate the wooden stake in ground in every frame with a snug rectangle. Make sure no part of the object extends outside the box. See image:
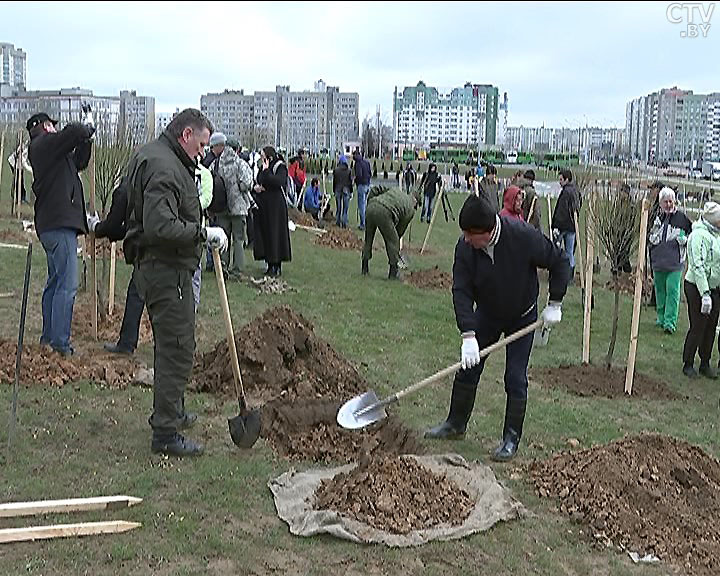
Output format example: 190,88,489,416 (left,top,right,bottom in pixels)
546,191,552,234
526,195,537,225
89,146,98,340
0,495,142,519
108,242,116,316
625,198,650,395
573,211,585,290
319,171,331,220
582,189,595,364
0,521,141,544
15,132,23,219
421,185,444,255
